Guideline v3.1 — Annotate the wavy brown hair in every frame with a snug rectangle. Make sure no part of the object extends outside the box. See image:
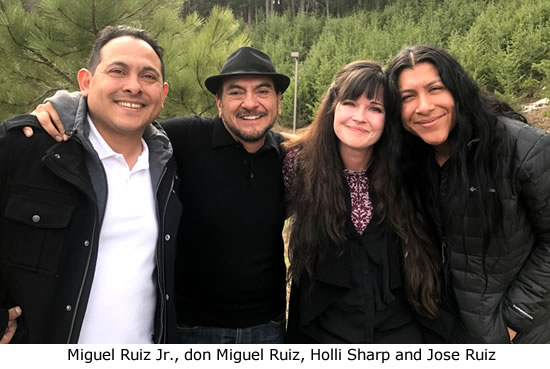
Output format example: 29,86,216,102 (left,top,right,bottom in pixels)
284,60,441,318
